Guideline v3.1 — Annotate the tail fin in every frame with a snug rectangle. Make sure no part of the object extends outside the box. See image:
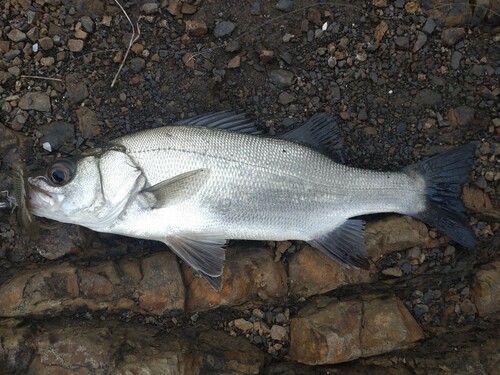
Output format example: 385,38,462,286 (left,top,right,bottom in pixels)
404,143,477,248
